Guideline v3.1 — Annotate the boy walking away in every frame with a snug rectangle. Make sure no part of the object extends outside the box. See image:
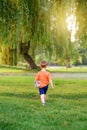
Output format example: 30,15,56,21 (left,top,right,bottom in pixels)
35,60,54,106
